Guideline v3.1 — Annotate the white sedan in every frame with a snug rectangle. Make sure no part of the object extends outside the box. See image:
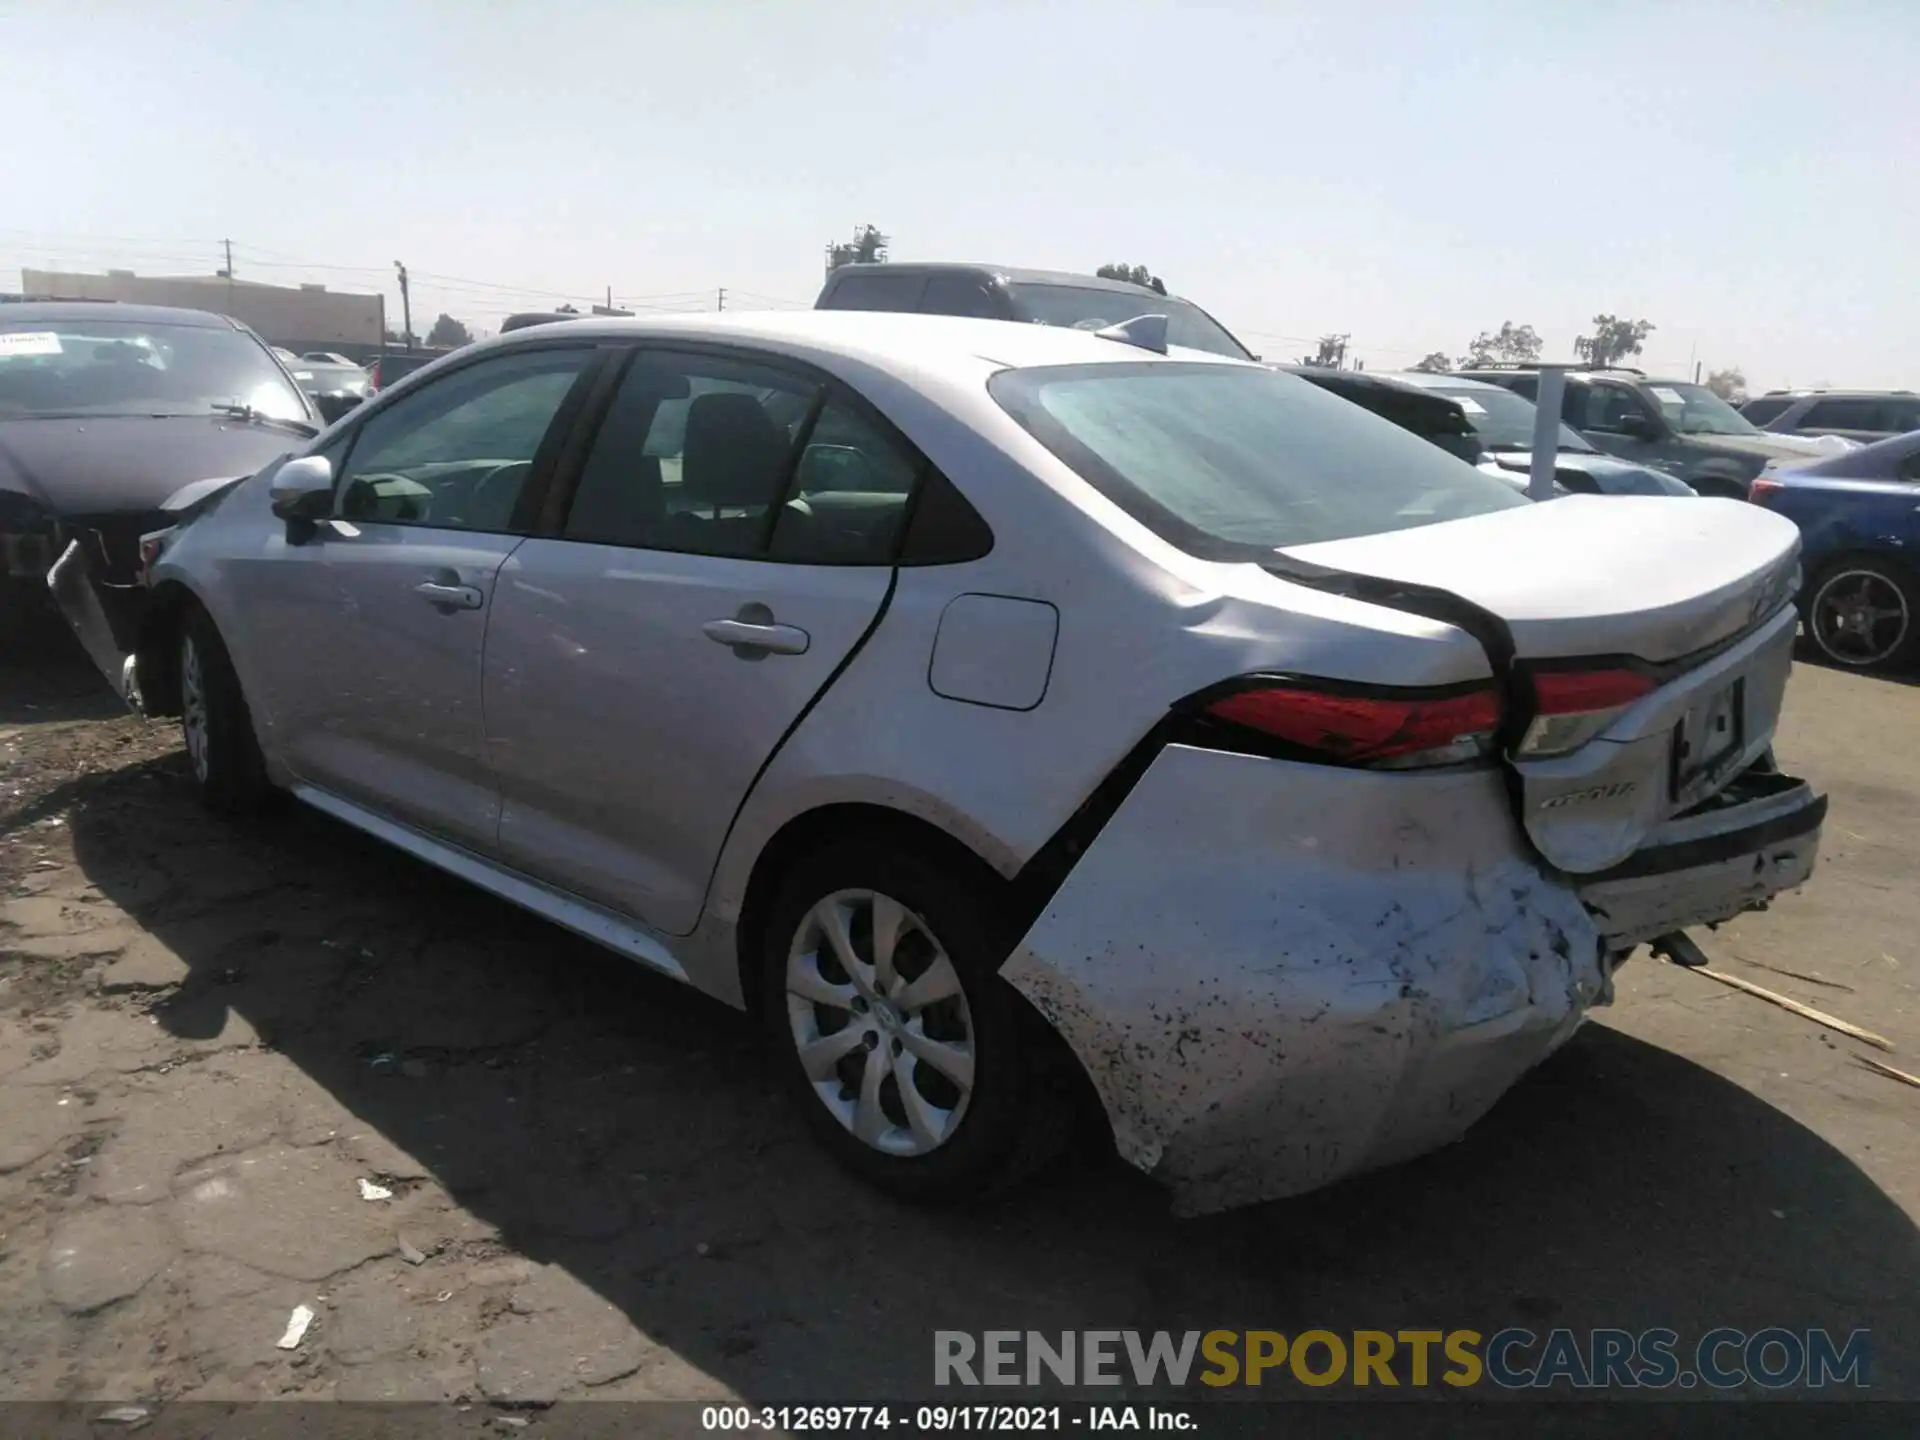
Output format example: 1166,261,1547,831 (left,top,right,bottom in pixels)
52,311,1826,1215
